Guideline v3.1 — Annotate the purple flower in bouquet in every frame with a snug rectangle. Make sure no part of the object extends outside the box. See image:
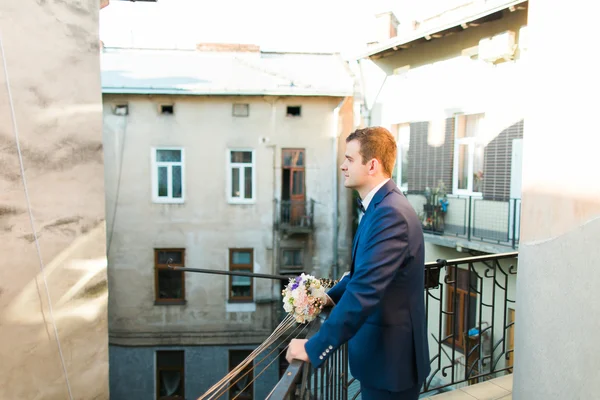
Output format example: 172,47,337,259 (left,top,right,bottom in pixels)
281,273,331,323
